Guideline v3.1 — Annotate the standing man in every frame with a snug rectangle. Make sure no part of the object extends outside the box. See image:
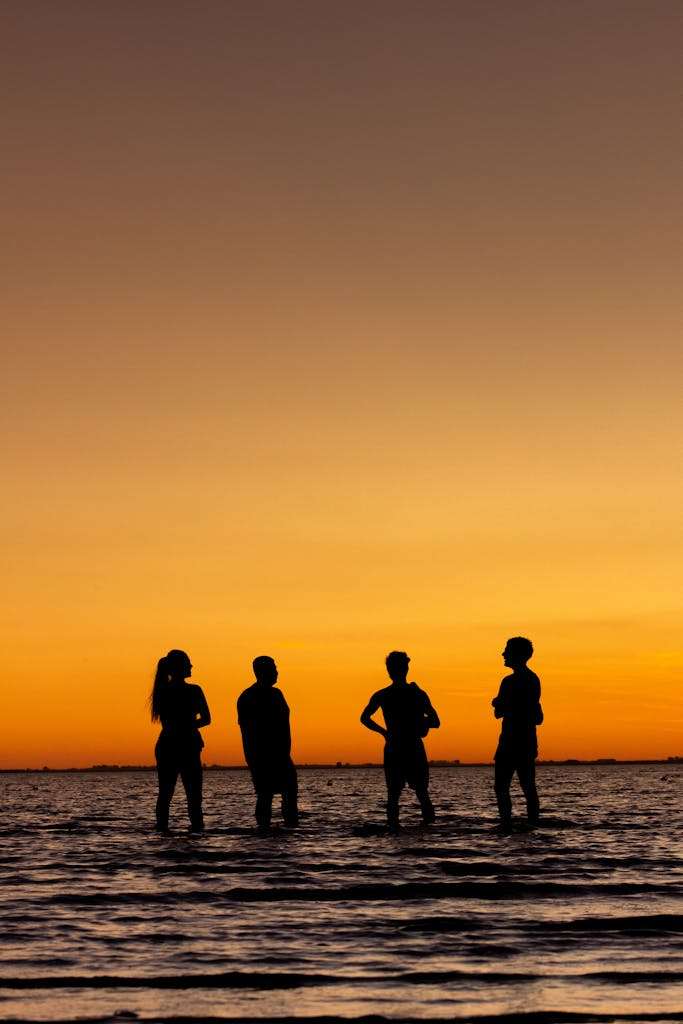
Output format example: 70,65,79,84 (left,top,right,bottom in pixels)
361,651,440,829
492,636,543,830
237,656,299,829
